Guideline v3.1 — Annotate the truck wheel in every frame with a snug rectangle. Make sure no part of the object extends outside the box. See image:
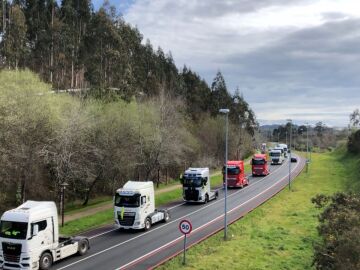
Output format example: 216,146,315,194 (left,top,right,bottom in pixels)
78,239,89,256
144,218,151,231
215,191,219,200
39,252,53,270
204,194,209,204
163,212,170,223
